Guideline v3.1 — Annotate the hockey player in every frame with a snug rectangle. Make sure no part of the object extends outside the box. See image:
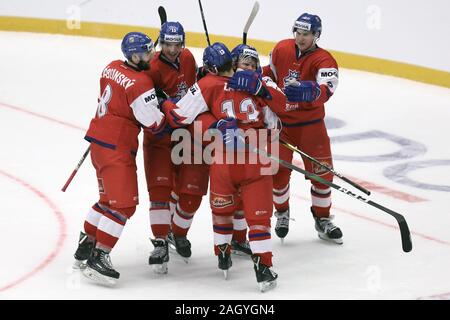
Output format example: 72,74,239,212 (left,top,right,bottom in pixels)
228,44,263,256
72,32,165,285
161,42,280,292
143,21,200,270
262,13,342,243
